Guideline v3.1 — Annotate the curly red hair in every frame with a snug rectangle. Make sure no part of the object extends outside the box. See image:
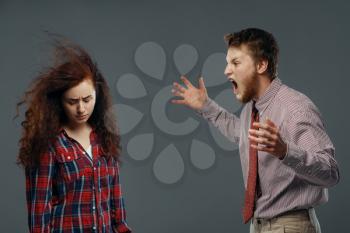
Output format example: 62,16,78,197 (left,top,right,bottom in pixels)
16,39,121,168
